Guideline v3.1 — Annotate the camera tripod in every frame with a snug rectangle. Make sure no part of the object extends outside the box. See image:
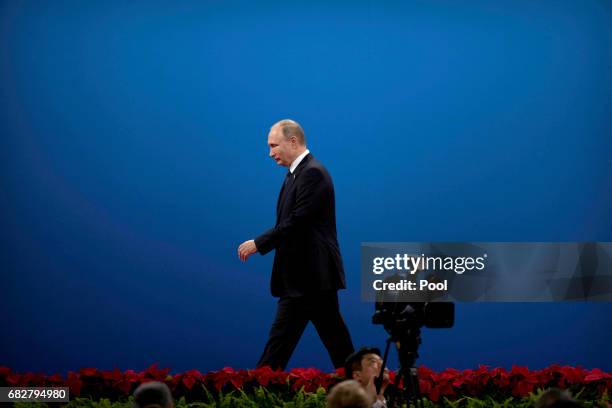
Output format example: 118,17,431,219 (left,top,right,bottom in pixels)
375,327,424,408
